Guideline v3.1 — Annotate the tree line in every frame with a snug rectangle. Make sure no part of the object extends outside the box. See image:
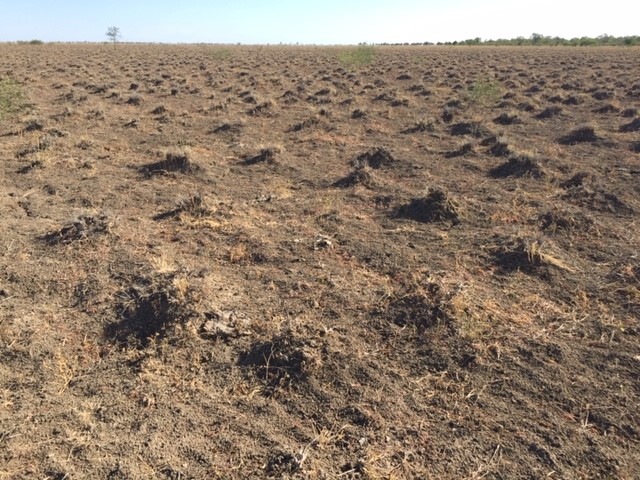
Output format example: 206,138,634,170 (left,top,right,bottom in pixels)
379,34,640,47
